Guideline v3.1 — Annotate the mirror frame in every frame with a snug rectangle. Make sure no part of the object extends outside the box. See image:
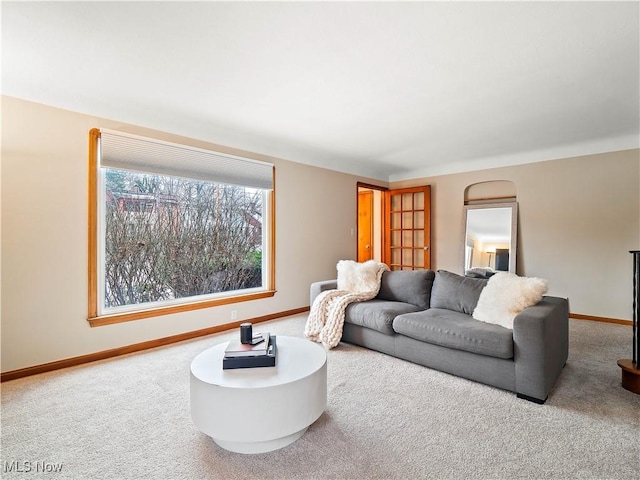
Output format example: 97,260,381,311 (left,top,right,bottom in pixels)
462,202,518,274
